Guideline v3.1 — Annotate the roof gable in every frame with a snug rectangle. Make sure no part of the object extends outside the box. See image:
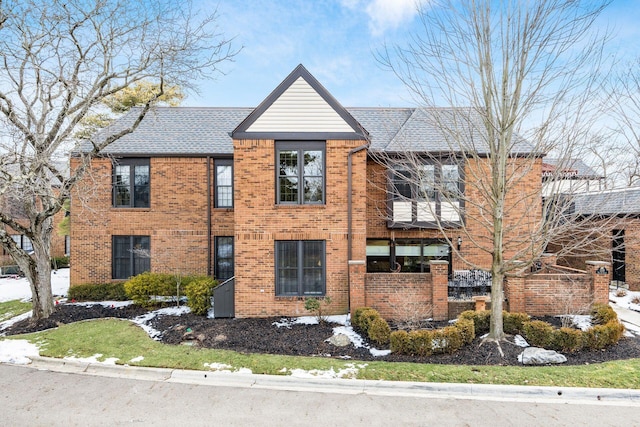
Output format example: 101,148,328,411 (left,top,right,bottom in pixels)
232,64,367,140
